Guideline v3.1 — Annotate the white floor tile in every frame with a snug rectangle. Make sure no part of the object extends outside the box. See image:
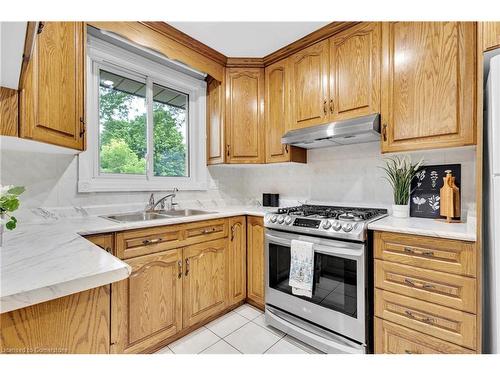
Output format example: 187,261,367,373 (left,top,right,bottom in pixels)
252,314,286,338
265,338,309,354
154,346,174,354
205,312,249,338
224,321,282,354
234,304,263,320
168,327,219,354
200,340,240,354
